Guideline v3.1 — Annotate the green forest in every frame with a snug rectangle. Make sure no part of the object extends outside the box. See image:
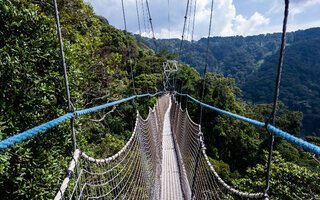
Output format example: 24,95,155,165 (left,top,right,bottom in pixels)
141,28,320,137
0,0,319,199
